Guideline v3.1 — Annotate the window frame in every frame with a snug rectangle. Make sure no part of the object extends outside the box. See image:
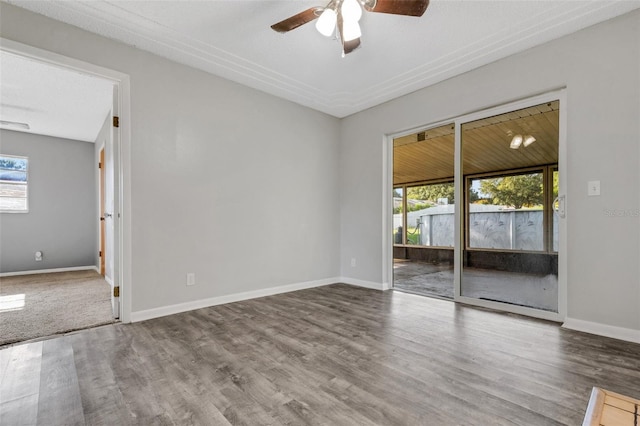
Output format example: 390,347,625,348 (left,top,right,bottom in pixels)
393,177,456,249
0,154,29,214
464,164,557,254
